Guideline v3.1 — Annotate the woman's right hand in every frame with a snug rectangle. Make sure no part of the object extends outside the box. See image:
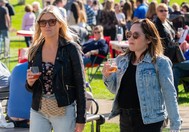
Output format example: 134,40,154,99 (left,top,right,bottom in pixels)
26,68,41,87
102,62,112,78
